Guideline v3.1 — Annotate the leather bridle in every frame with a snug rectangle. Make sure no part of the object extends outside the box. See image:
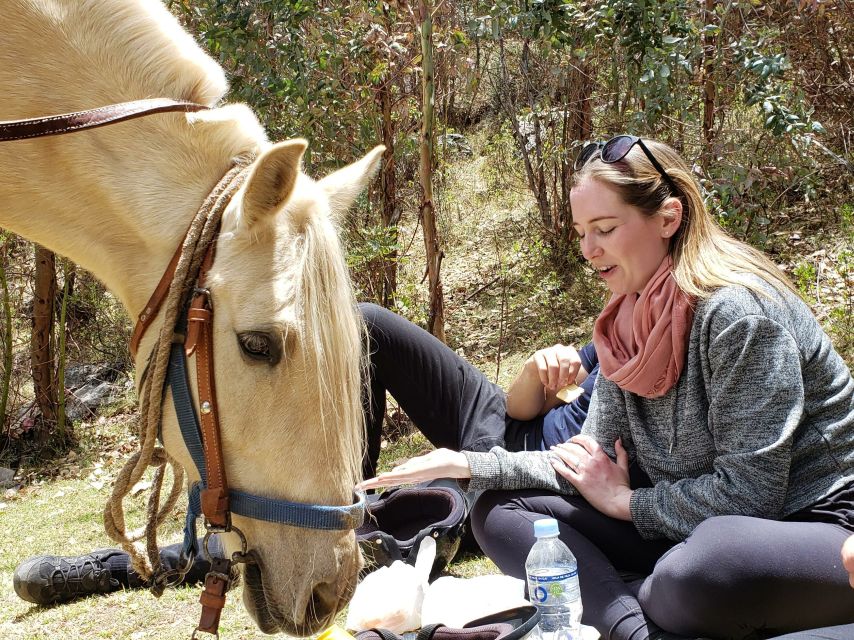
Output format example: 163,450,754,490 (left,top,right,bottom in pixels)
1,100,366,638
